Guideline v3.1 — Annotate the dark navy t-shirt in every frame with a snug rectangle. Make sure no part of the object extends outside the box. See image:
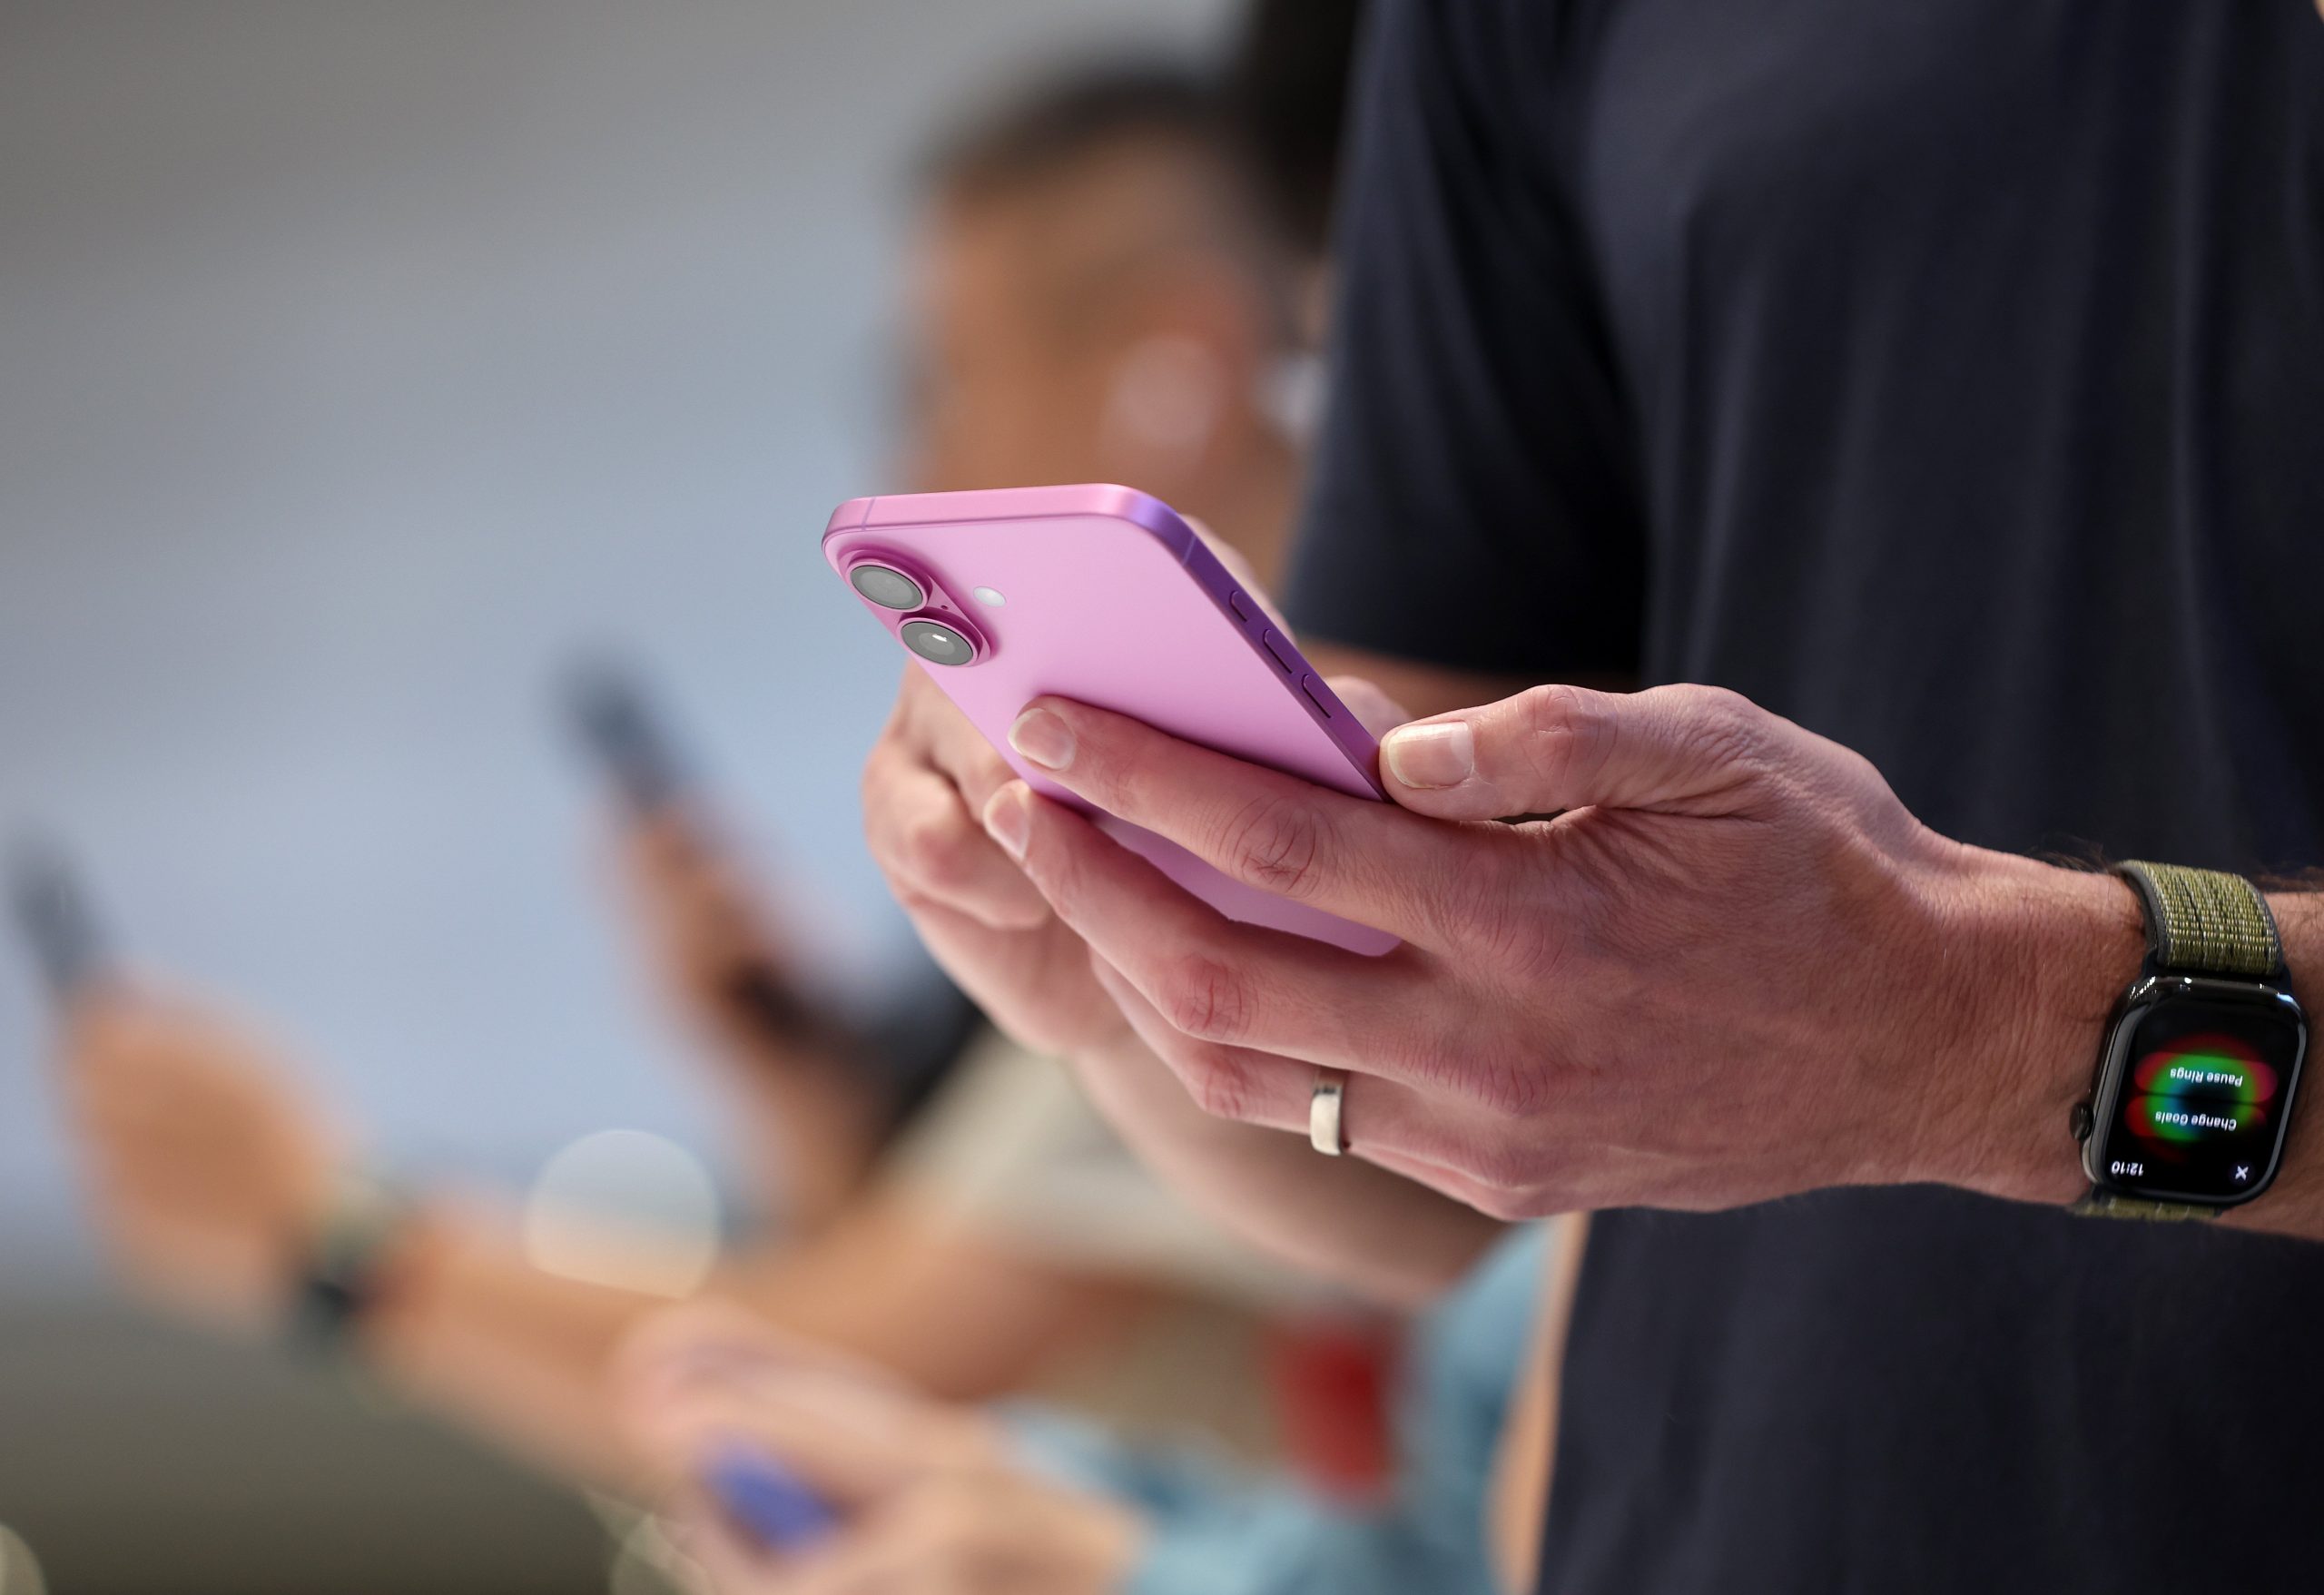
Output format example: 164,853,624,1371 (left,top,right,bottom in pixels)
1287,3,2324,1590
